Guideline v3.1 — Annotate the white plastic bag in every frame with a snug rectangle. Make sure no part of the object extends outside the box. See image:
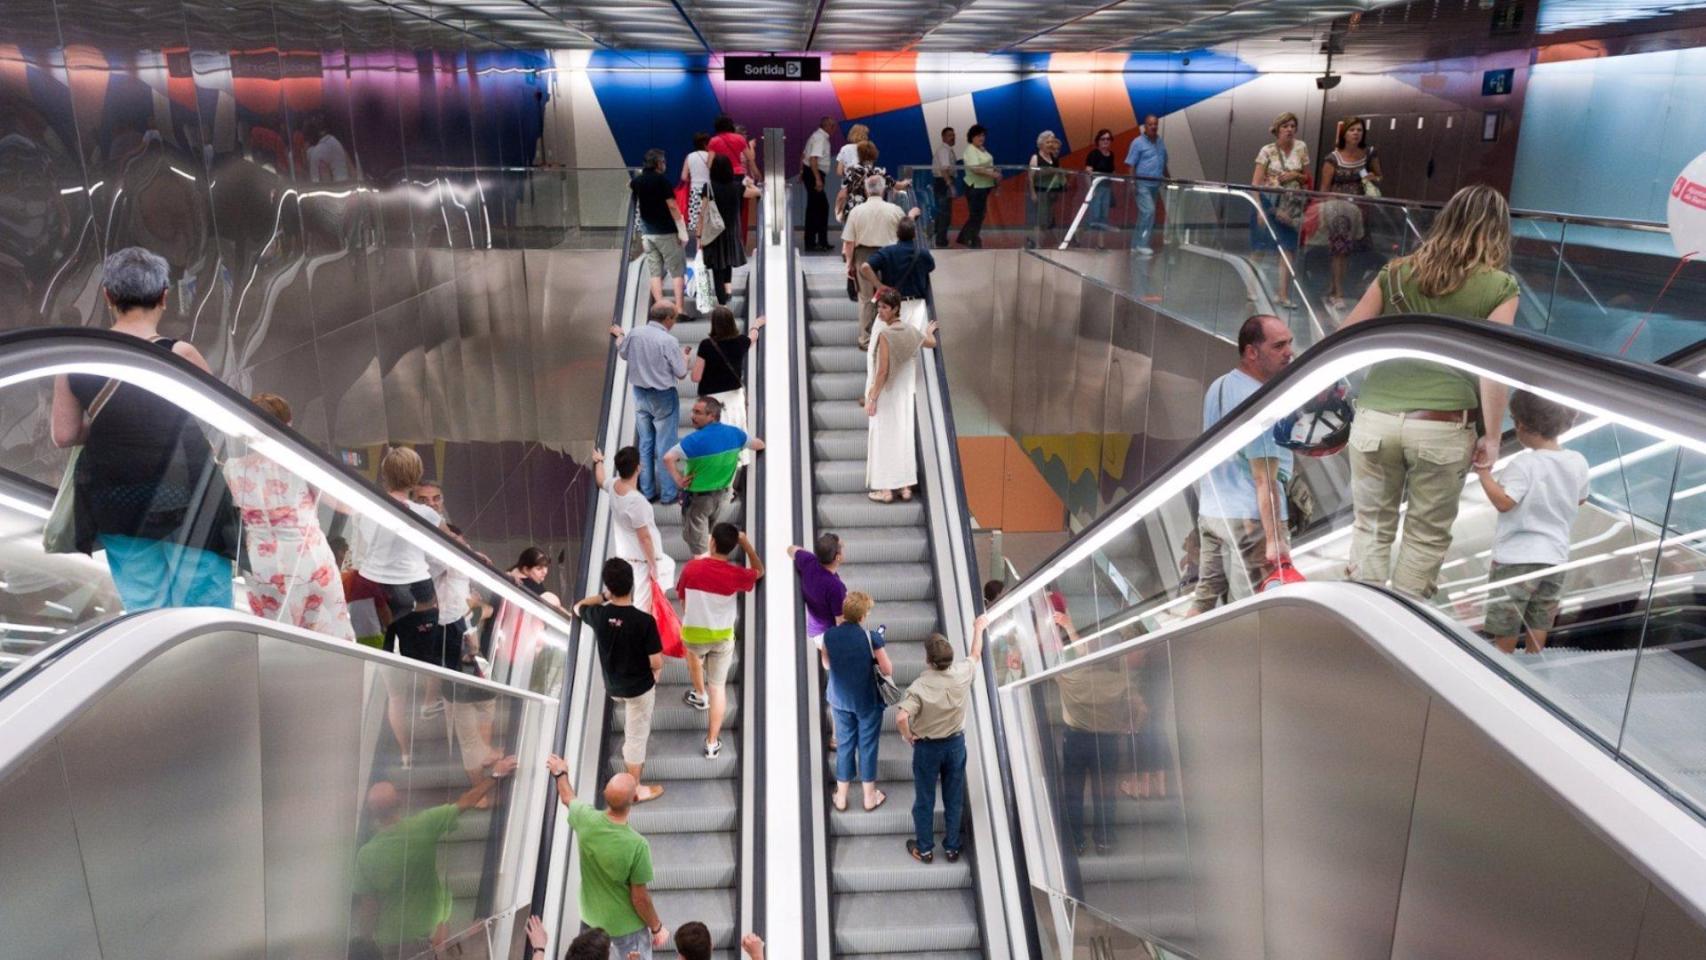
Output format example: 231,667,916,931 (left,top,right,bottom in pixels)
690,250,715,315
